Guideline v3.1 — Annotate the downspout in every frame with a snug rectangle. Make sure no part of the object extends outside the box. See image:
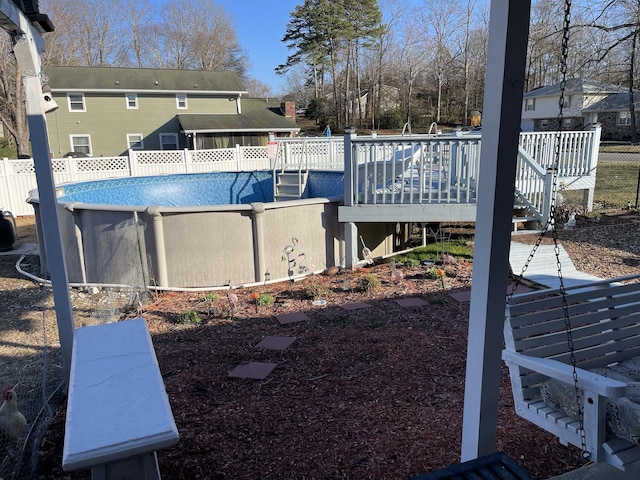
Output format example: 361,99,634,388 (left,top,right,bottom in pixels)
146,206,169,287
